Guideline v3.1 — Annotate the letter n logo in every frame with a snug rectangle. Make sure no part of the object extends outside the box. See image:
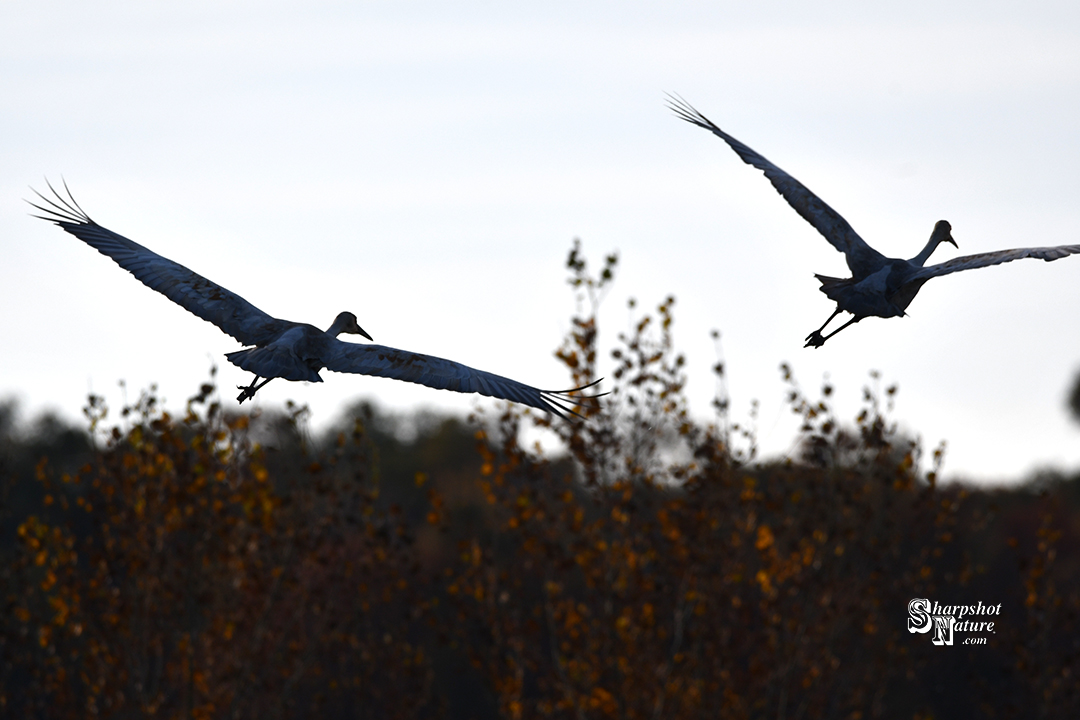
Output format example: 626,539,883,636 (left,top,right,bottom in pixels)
931,615,954,646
